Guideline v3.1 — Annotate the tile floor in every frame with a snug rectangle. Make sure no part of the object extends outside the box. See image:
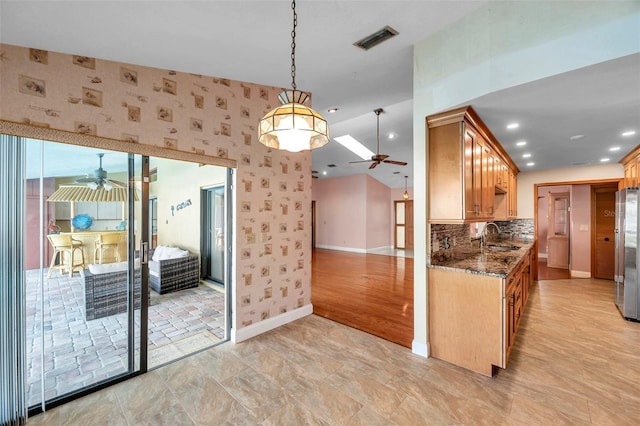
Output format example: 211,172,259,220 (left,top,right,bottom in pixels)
28,278,640,425
25,270,225,407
